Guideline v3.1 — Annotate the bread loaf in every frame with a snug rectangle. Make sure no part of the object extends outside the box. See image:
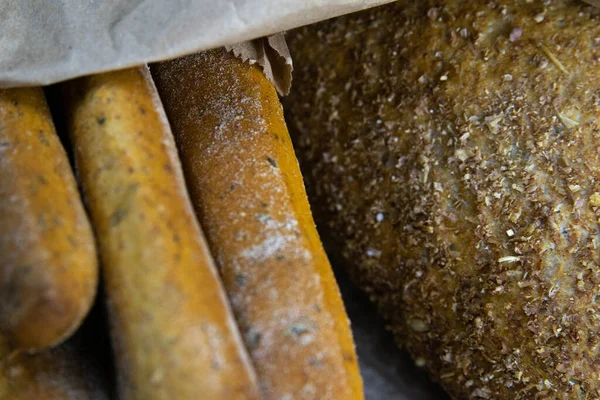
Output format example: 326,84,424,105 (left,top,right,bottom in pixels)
285,1,600,398
63,66,260,400
153,49,363,399
0,87,98,351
